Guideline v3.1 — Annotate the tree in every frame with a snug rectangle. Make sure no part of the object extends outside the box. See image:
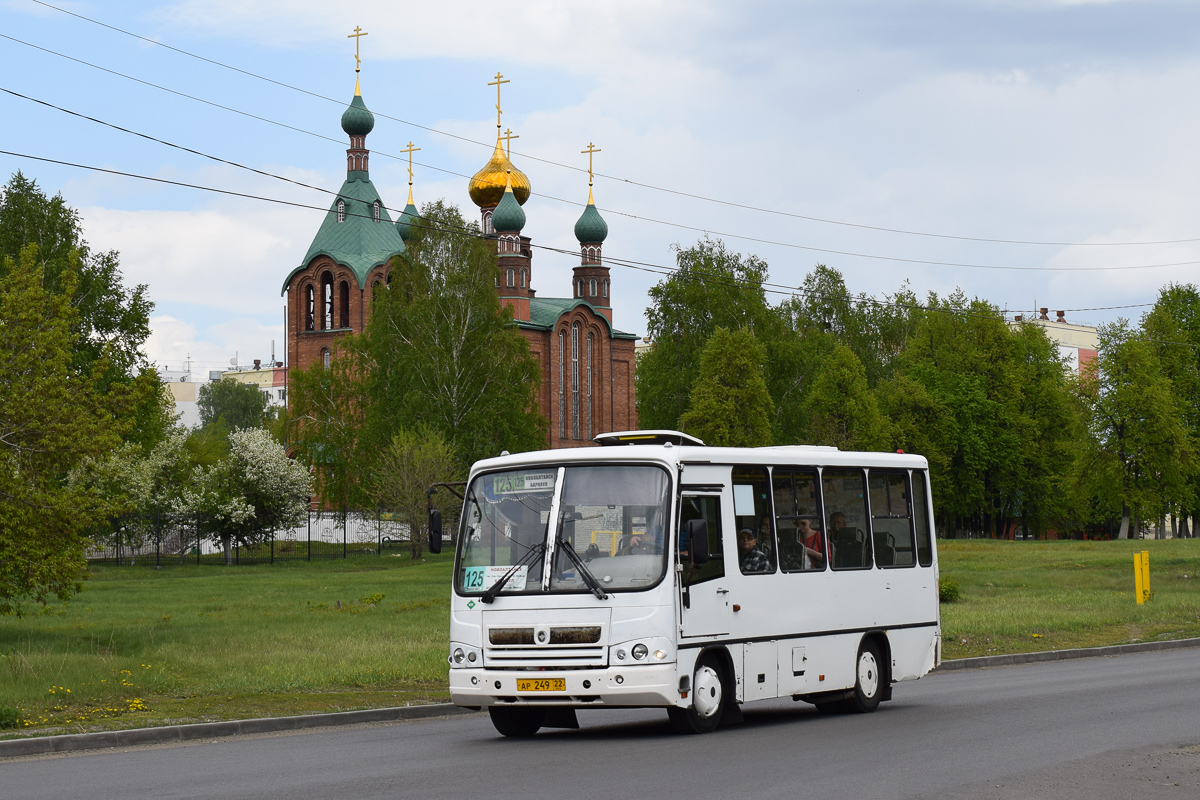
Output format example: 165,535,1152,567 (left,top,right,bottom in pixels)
1142,283,1200,537
637,237,776,430
70,430,192,557
1079,321,1193,539
368,426,457,559
180,427,312,564
285,340,369,509
0,172,153,385
197,377,270,432
680,327,774,447
799,342,890,450
0,172,171,454
0,247,141,613
886,291,1078,538
359,200,545,471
